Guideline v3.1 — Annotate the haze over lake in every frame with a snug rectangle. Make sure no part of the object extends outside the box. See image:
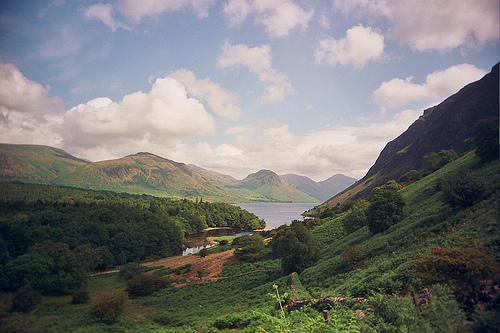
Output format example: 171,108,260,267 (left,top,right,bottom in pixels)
235,203,318,230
